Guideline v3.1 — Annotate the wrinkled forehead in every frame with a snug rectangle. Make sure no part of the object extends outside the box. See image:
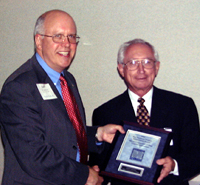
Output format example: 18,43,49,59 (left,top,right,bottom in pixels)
125,43,155,60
